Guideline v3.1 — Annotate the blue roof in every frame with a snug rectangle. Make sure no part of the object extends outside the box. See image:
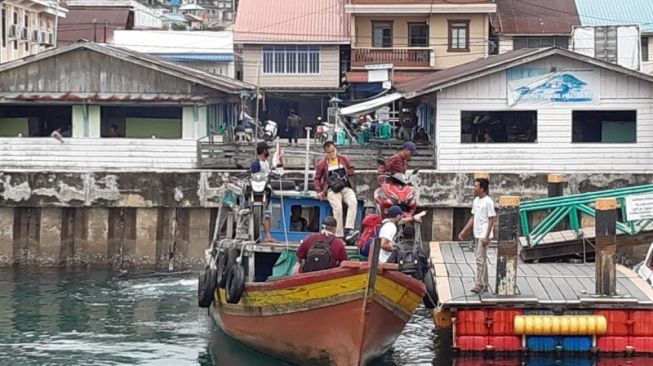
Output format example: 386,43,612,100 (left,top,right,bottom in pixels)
575,0,653,33
163,13,187,22
158,53,235,62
